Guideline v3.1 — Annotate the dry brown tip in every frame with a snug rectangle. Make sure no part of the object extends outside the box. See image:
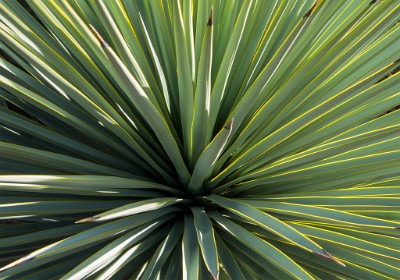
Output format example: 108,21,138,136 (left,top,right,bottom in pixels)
224,118,234,130
313,249,346,267
207,7,214,26
89,24,107,47
75,217,97,223
304,0,319,18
